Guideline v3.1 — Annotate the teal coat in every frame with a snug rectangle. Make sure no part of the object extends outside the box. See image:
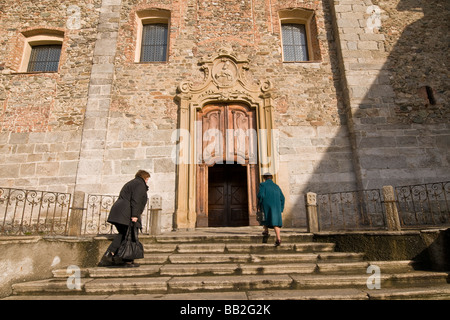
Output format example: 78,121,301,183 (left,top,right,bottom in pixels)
257,179,285,228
